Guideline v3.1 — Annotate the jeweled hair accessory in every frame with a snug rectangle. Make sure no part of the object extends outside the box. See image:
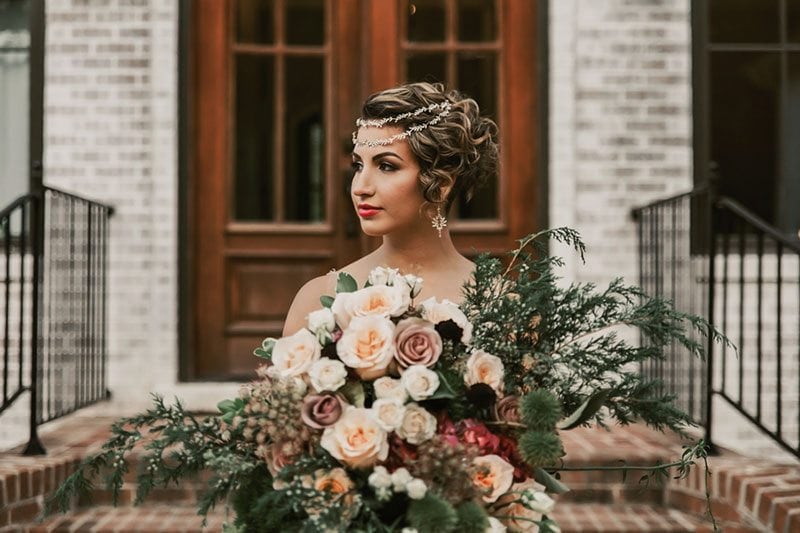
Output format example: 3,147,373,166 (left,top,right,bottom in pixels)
352,101,452,147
